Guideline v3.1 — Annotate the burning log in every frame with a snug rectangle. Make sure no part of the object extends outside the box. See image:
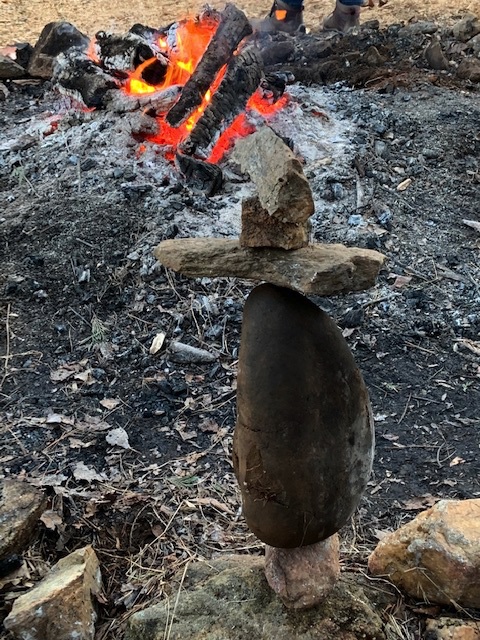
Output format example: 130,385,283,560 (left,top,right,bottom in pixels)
175,153,223,197
94,30,168,80
179,46,263,158
166,4,253,127
105,84,182,114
